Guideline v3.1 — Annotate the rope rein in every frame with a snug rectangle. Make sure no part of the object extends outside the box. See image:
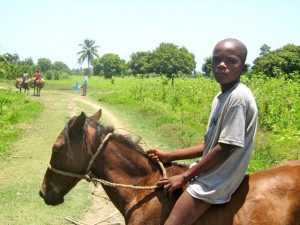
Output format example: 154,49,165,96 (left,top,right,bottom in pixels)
48,132,166,190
